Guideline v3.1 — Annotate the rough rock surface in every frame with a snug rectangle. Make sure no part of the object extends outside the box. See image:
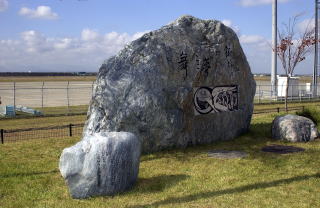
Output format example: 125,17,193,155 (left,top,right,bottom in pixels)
272,114,318,142
59,132,141,199
84,15,256,153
